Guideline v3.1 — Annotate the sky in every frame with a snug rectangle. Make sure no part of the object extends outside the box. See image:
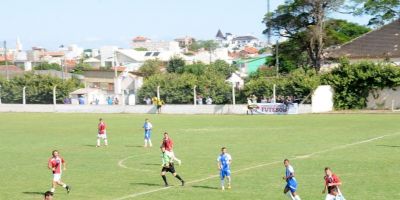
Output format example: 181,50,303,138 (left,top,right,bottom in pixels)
0,0,371,50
